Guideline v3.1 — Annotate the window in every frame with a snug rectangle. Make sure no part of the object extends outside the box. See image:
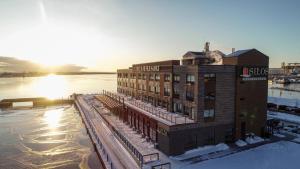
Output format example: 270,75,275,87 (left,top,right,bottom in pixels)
143,74,147,80
174,74,180,82
155,86,160,94
186,74,195,83
205,92,215,100
150,74,155,80
204,109,215,118
204,73,216,82
149,86,155,92
164,85,170,96
186,86,194,101
173,103,182,113
164,74,171,81
155,74,160,81
138,74,142,79
173,86,180,98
